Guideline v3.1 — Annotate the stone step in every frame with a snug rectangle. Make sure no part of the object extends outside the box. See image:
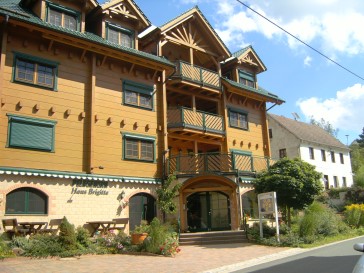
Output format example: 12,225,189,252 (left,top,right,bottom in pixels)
179,230,247,245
